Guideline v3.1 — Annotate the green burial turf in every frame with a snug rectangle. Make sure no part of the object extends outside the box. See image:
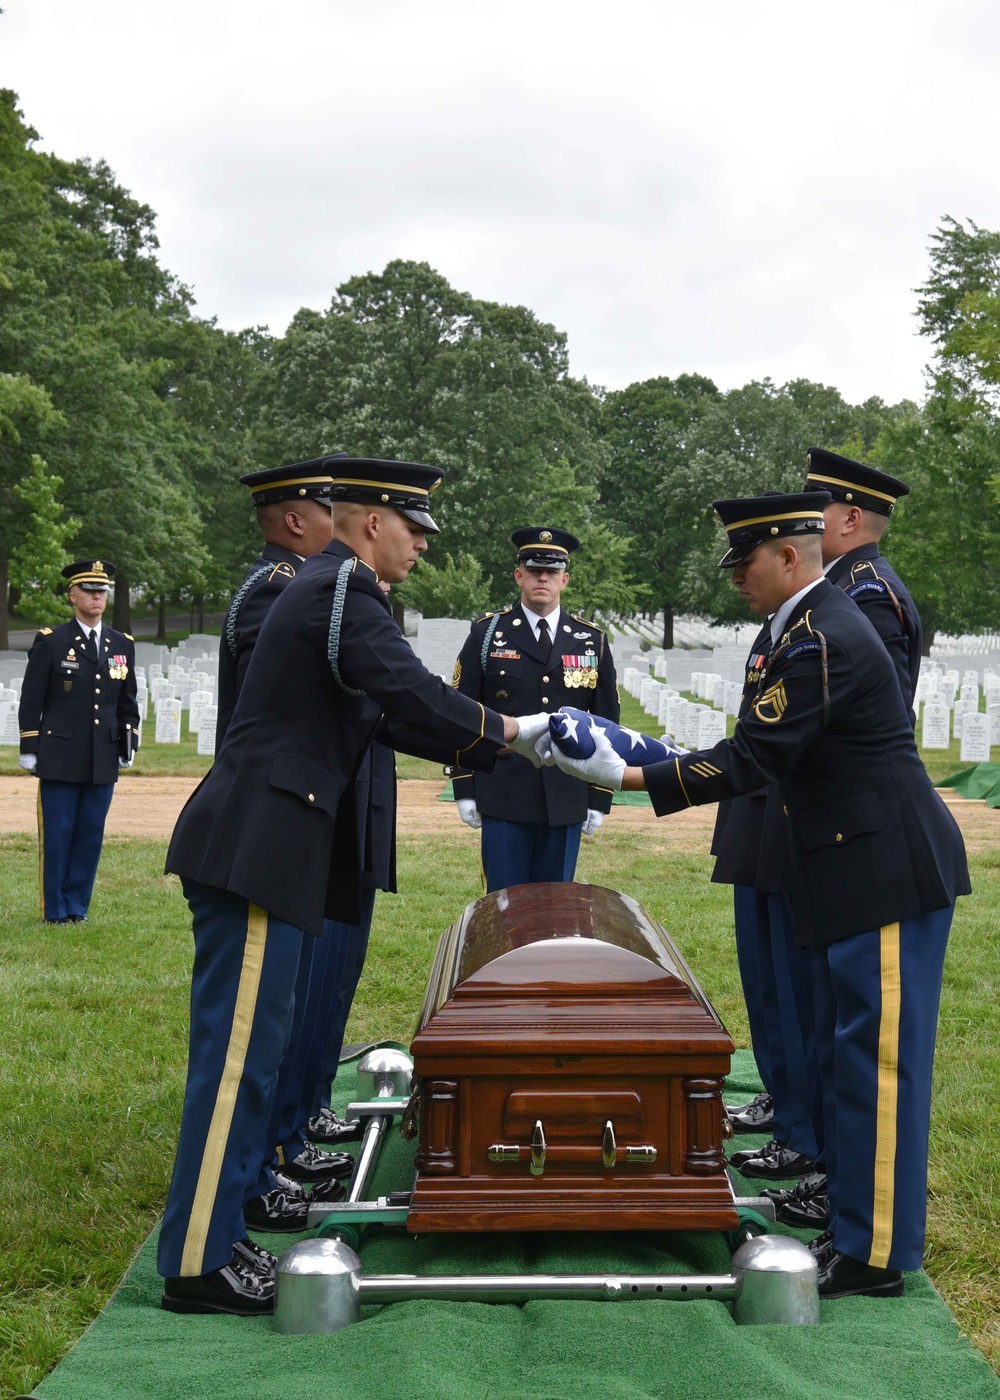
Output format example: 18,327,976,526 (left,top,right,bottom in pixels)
28,1053,1000,1400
